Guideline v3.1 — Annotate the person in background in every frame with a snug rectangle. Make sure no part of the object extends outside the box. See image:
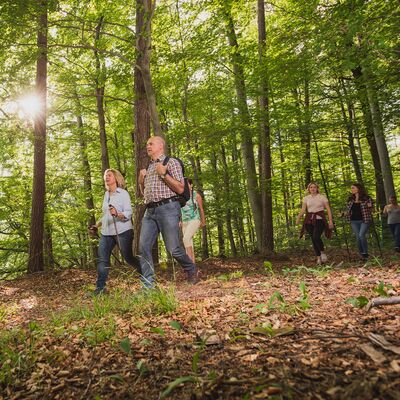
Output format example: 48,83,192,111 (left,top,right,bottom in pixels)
89,169,140,295
181,179,206,263
382,195,400,252
138,136,198,289
296,182,334,264
346,183,373,261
